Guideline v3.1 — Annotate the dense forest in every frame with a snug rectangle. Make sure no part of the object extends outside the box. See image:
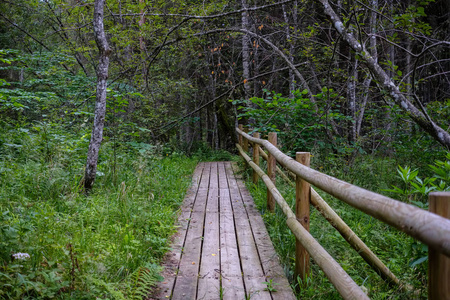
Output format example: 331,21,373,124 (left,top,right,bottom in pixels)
0,0,449,299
